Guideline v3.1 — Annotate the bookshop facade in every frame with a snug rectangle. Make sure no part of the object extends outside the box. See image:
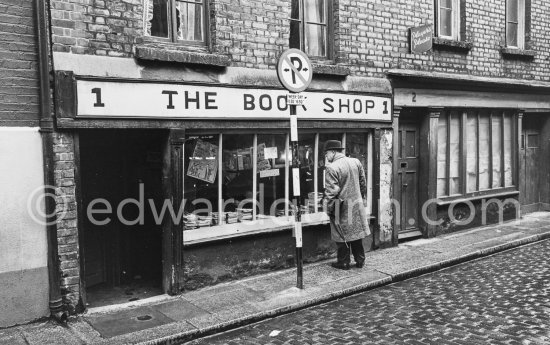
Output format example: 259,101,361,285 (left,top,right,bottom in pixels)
54,71,395,303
